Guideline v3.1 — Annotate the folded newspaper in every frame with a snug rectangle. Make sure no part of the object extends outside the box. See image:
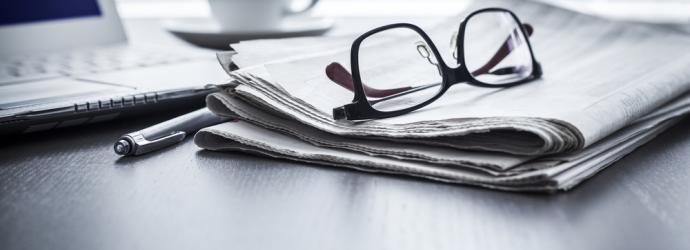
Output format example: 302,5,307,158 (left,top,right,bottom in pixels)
195,0,690,192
